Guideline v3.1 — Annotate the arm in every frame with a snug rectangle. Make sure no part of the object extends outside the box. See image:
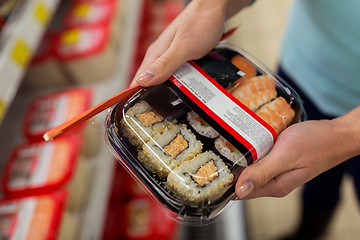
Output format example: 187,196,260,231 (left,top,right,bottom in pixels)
131,0,253,86
235,105,360,199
